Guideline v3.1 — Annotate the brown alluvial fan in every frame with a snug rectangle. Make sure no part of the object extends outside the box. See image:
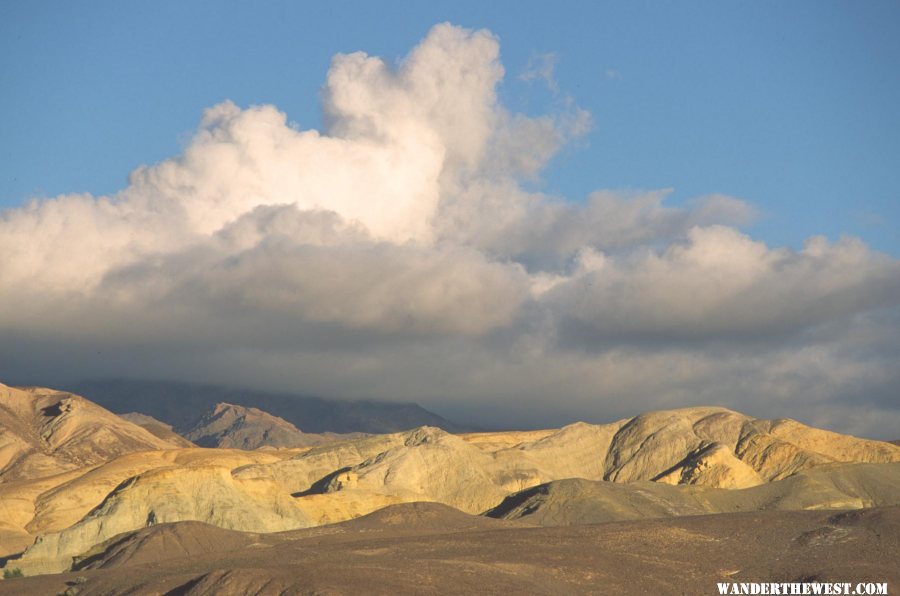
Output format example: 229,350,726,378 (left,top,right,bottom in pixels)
1,381,899,587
